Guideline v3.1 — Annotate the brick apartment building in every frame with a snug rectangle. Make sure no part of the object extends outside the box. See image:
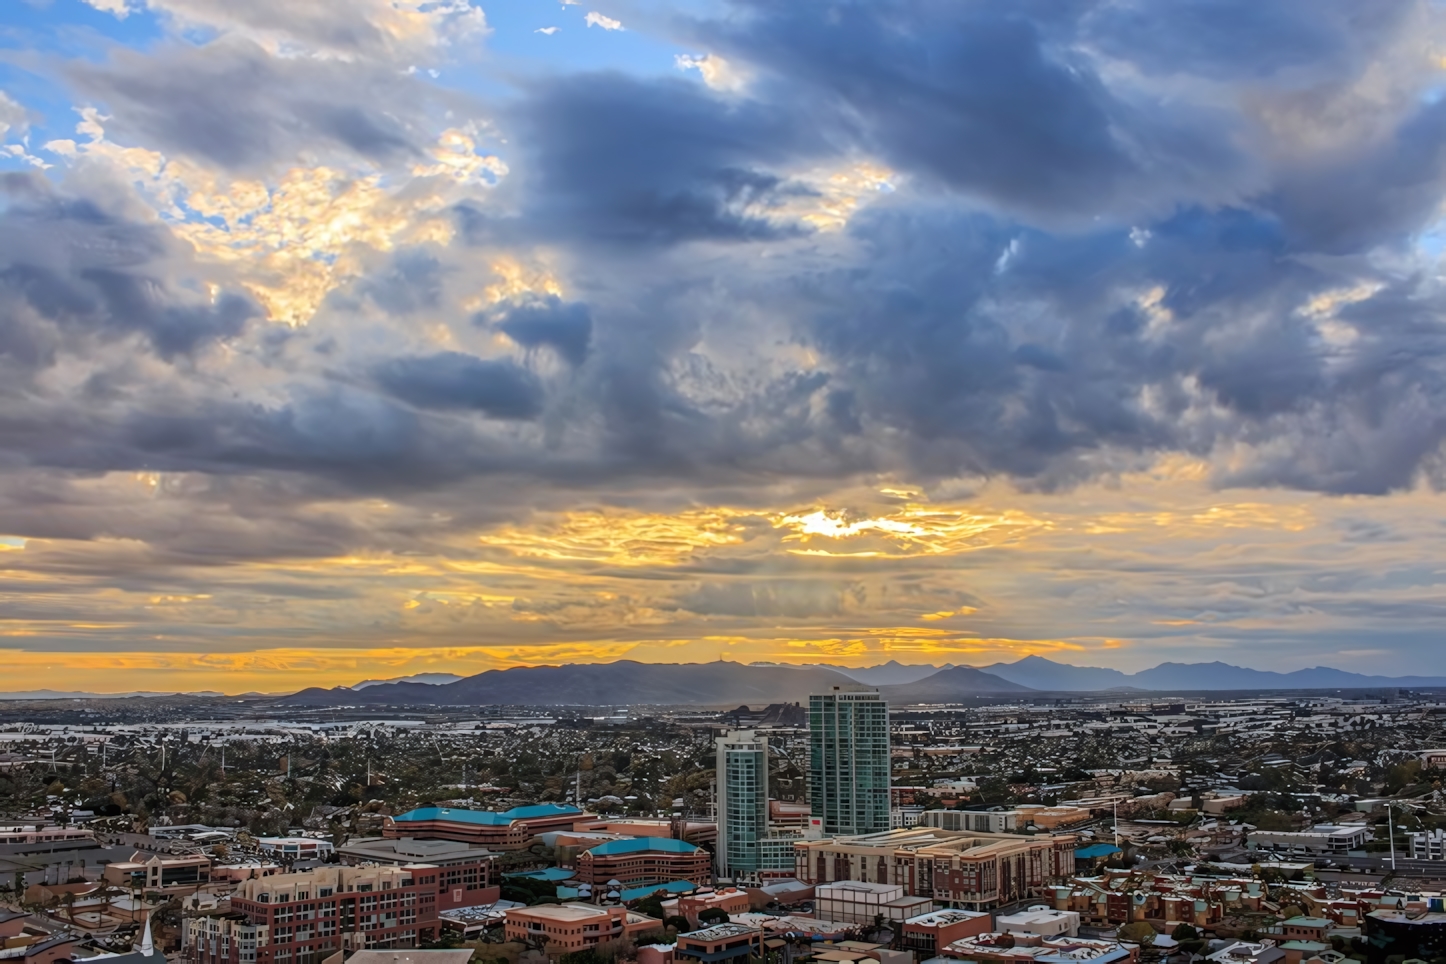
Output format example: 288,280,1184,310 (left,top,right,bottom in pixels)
793,827,1076,911
383,805,584,851
183,865,441,964
337,838,499,913
503,904,659,959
